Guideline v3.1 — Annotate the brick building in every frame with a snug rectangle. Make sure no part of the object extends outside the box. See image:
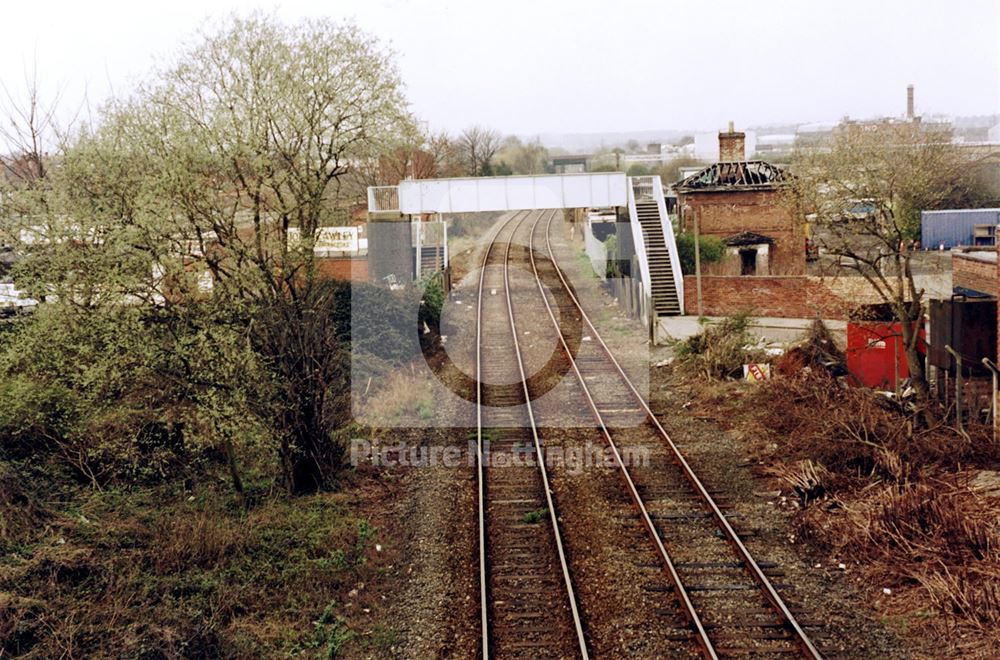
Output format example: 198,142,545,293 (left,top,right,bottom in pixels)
675,125,804,277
